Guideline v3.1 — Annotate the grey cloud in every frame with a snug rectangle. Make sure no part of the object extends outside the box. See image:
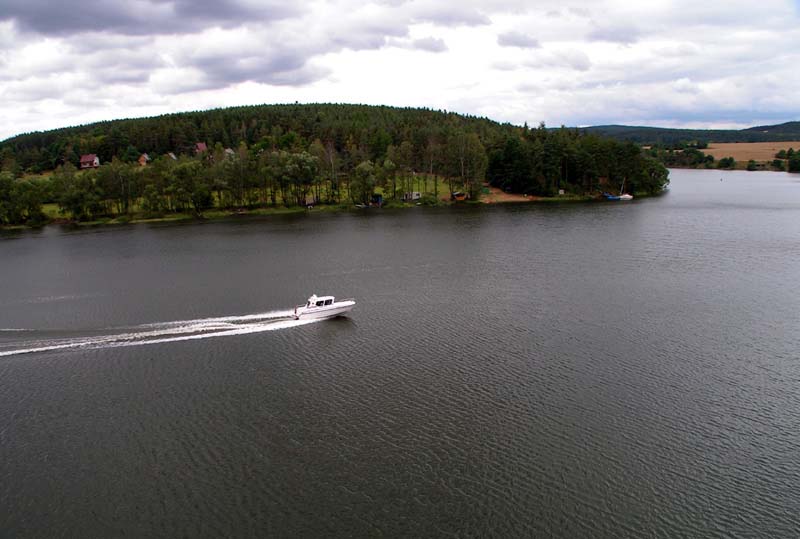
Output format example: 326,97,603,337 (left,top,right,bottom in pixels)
498,31,540,48
411,37,447,53
410,5,490,26
568,7,591,18
516,82,541,93
0,0,302,36
98,70,156,85
0,76,74,102
176,46,329,89
18,38,164,85
587,22,640,44
69,34,155,54
329,15,409,50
